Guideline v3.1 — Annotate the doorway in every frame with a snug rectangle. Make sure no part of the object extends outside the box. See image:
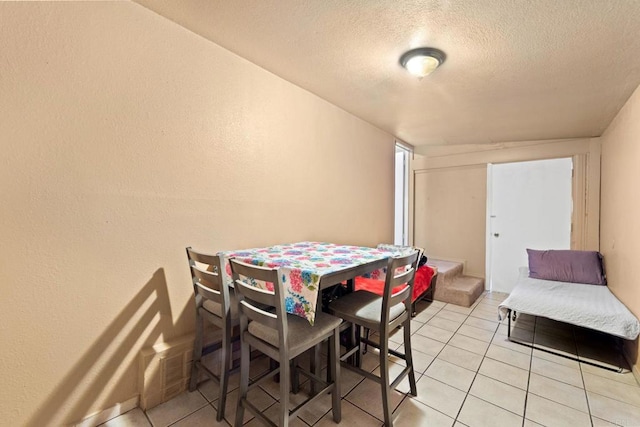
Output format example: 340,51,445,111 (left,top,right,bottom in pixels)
486,158,573,293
